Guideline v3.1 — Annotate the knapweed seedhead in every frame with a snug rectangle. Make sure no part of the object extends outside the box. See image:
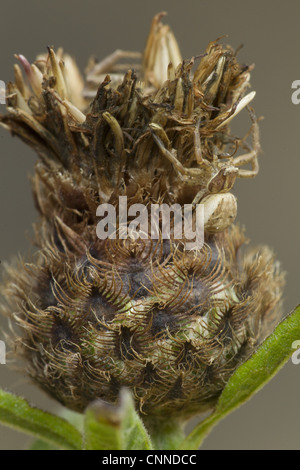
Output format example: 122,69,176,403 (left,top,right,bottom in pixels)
0,12,284,423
